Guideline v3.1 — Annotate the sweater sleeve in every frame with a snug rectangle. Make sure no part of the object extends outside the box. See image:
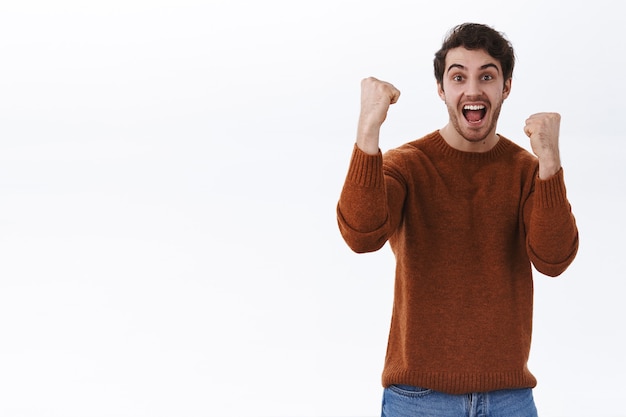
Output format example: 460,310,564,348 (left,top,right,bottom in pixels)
524,168,579,277
336,145,406,253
